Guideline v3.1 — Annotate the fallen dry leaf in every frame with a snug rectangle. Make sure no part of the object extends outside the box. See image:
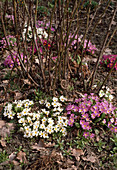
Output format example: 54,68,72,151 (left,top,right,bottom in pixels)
112,21,116,25
9,152,16,161
71,149,84,161
0,104,4,113
31,141,45,151
2,80,9,84
45,142,55,147
0,120,5,129
23,79,31,85
104,48,112,55
0,137,6,147
17,151,28,164
6,123,15,131
82,155,96,163
12,160,20,166
66,159,74,165
0,126,10,137
14,91,22,100
0,161,9,166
